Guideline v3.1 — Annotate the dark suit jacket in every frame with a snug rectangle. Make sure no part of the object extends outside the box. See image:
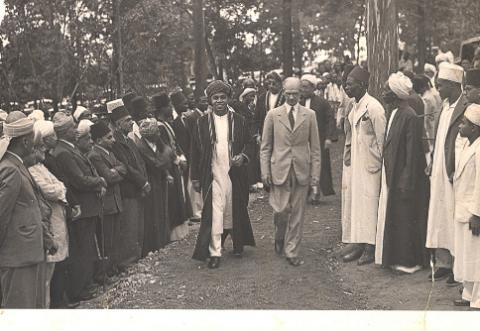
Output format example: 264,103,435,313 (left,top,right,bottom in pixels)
0,153,44,267
88,145,126,215
111,130,148,199
171,115,191,161
432,95,469,181
254,90,285,137
52,140,104,219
